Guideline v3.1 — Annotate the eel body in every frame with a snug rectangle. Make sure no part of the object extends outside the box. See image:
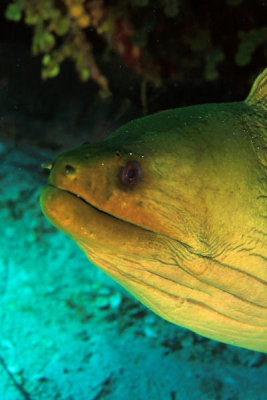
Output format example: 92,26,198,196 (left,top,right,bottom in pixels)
41,69,267,352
